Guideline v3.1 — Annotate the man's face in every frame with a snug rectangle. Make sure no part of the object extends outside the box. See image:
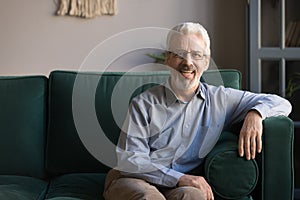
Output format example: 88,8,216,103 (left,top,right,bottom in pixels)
166,34,209,91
